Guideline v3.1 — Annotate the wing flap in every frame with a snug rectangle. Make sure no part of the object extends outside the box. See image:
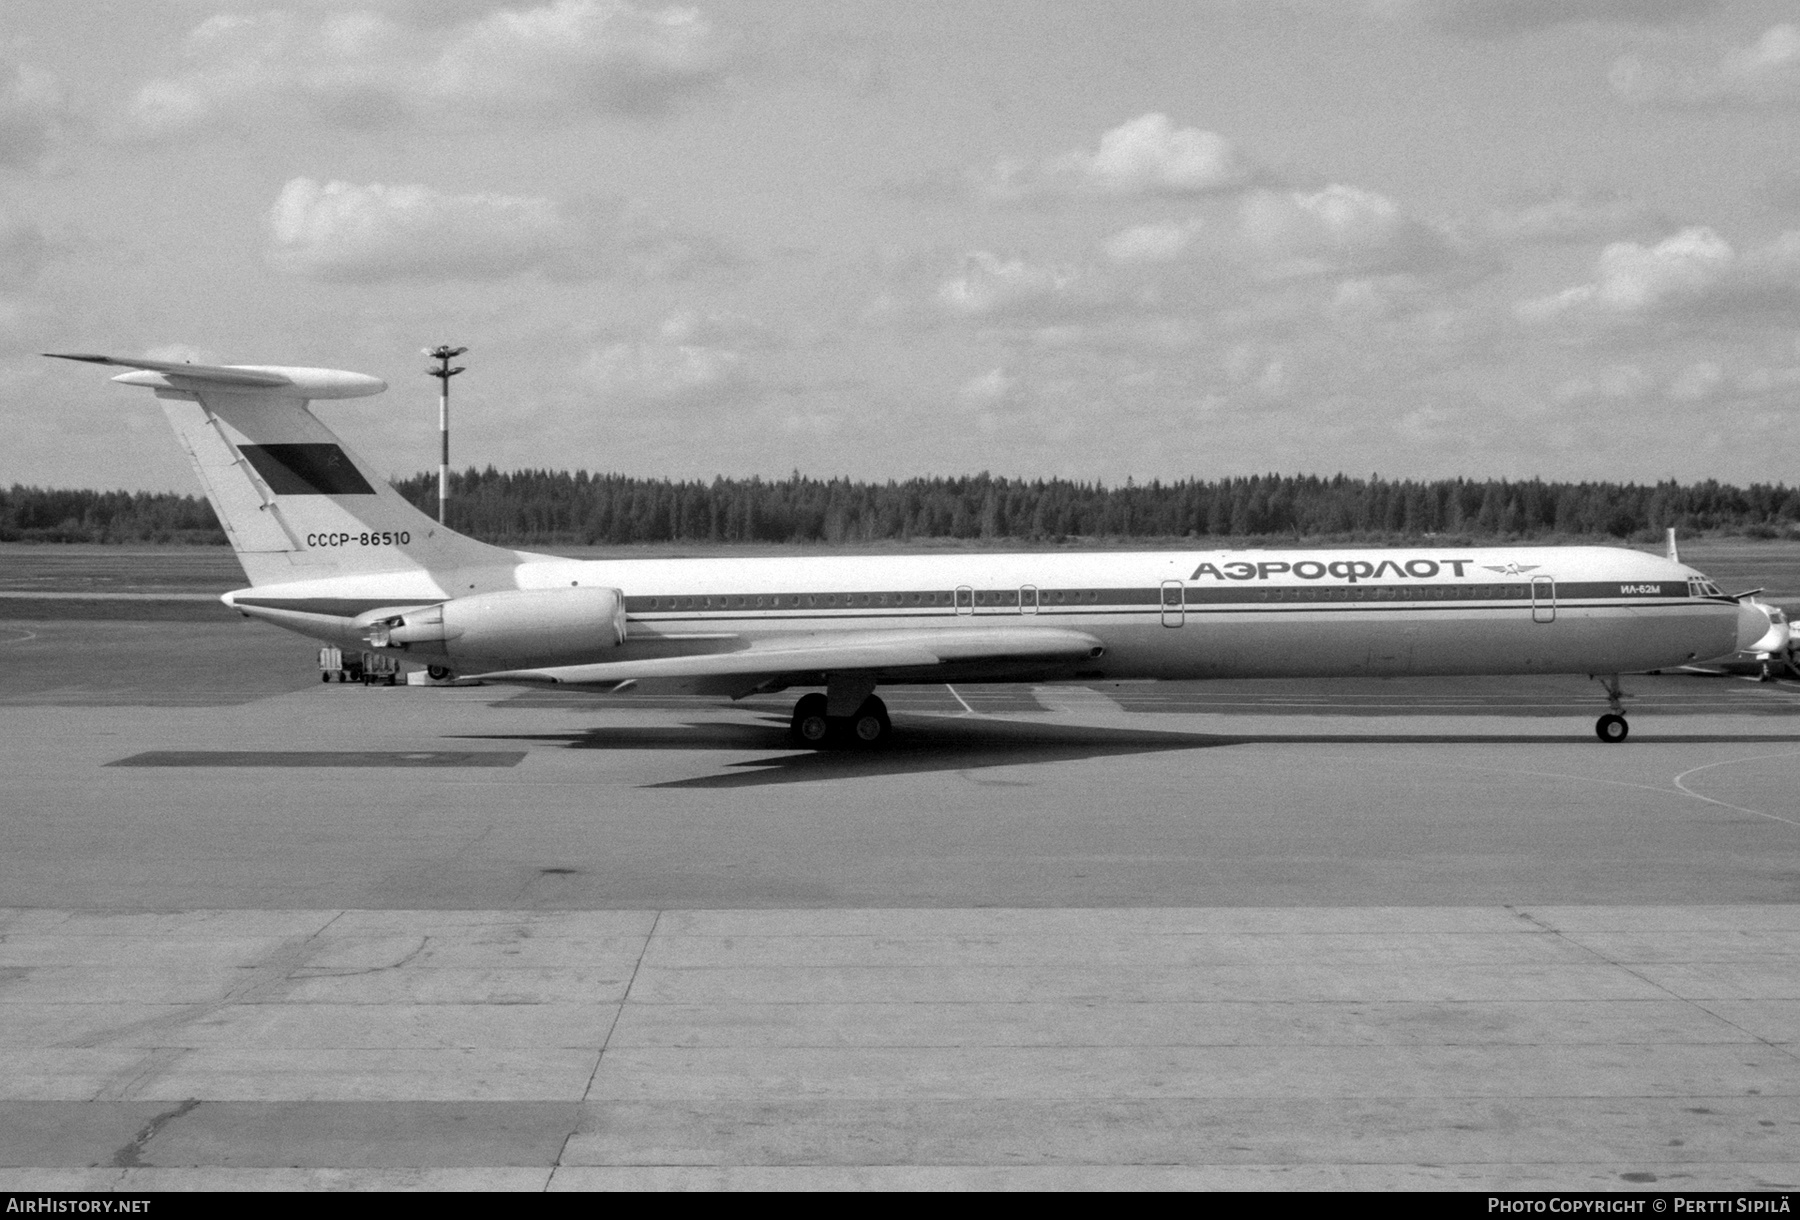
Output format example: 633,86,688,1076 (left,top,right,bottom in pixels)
474,626,1104,686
